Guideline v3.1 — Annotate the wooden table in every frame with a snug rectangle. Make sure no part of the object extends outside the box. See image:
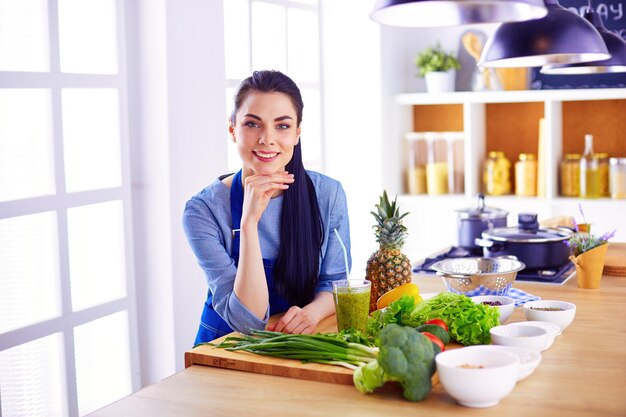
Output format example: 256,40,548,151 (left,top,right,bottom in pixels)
89,245,626,417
